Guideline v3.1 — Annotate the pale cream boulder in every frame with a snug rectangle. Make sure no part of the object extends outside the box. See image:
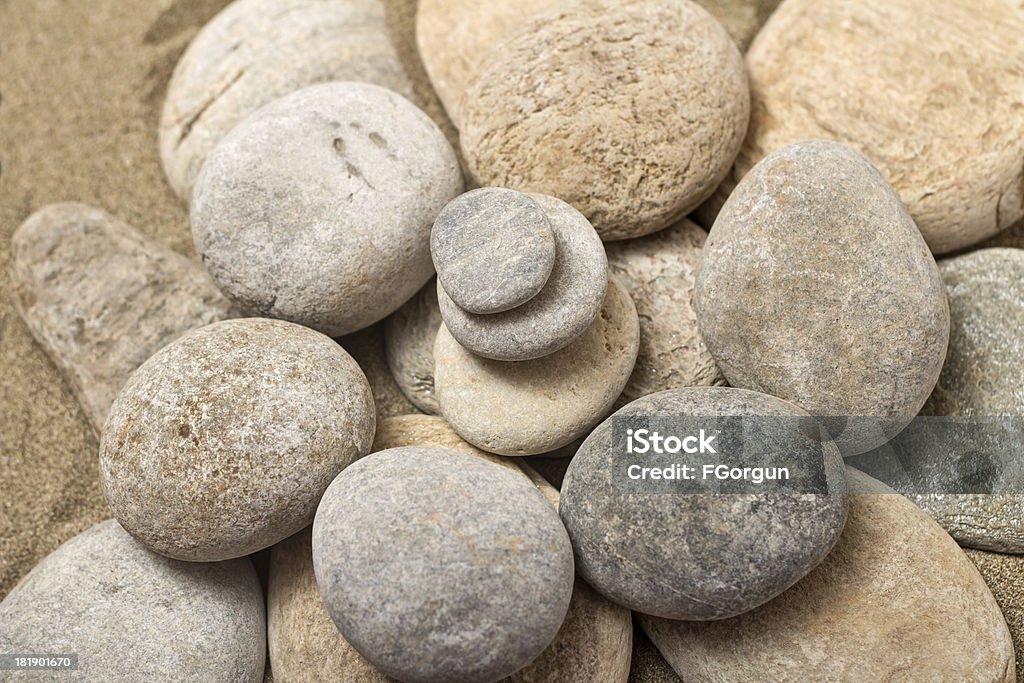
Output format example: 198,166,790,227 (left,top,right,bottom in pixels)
160,0,413,201
640,469,1016,682
706,0,1024,254
459,0,749,241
